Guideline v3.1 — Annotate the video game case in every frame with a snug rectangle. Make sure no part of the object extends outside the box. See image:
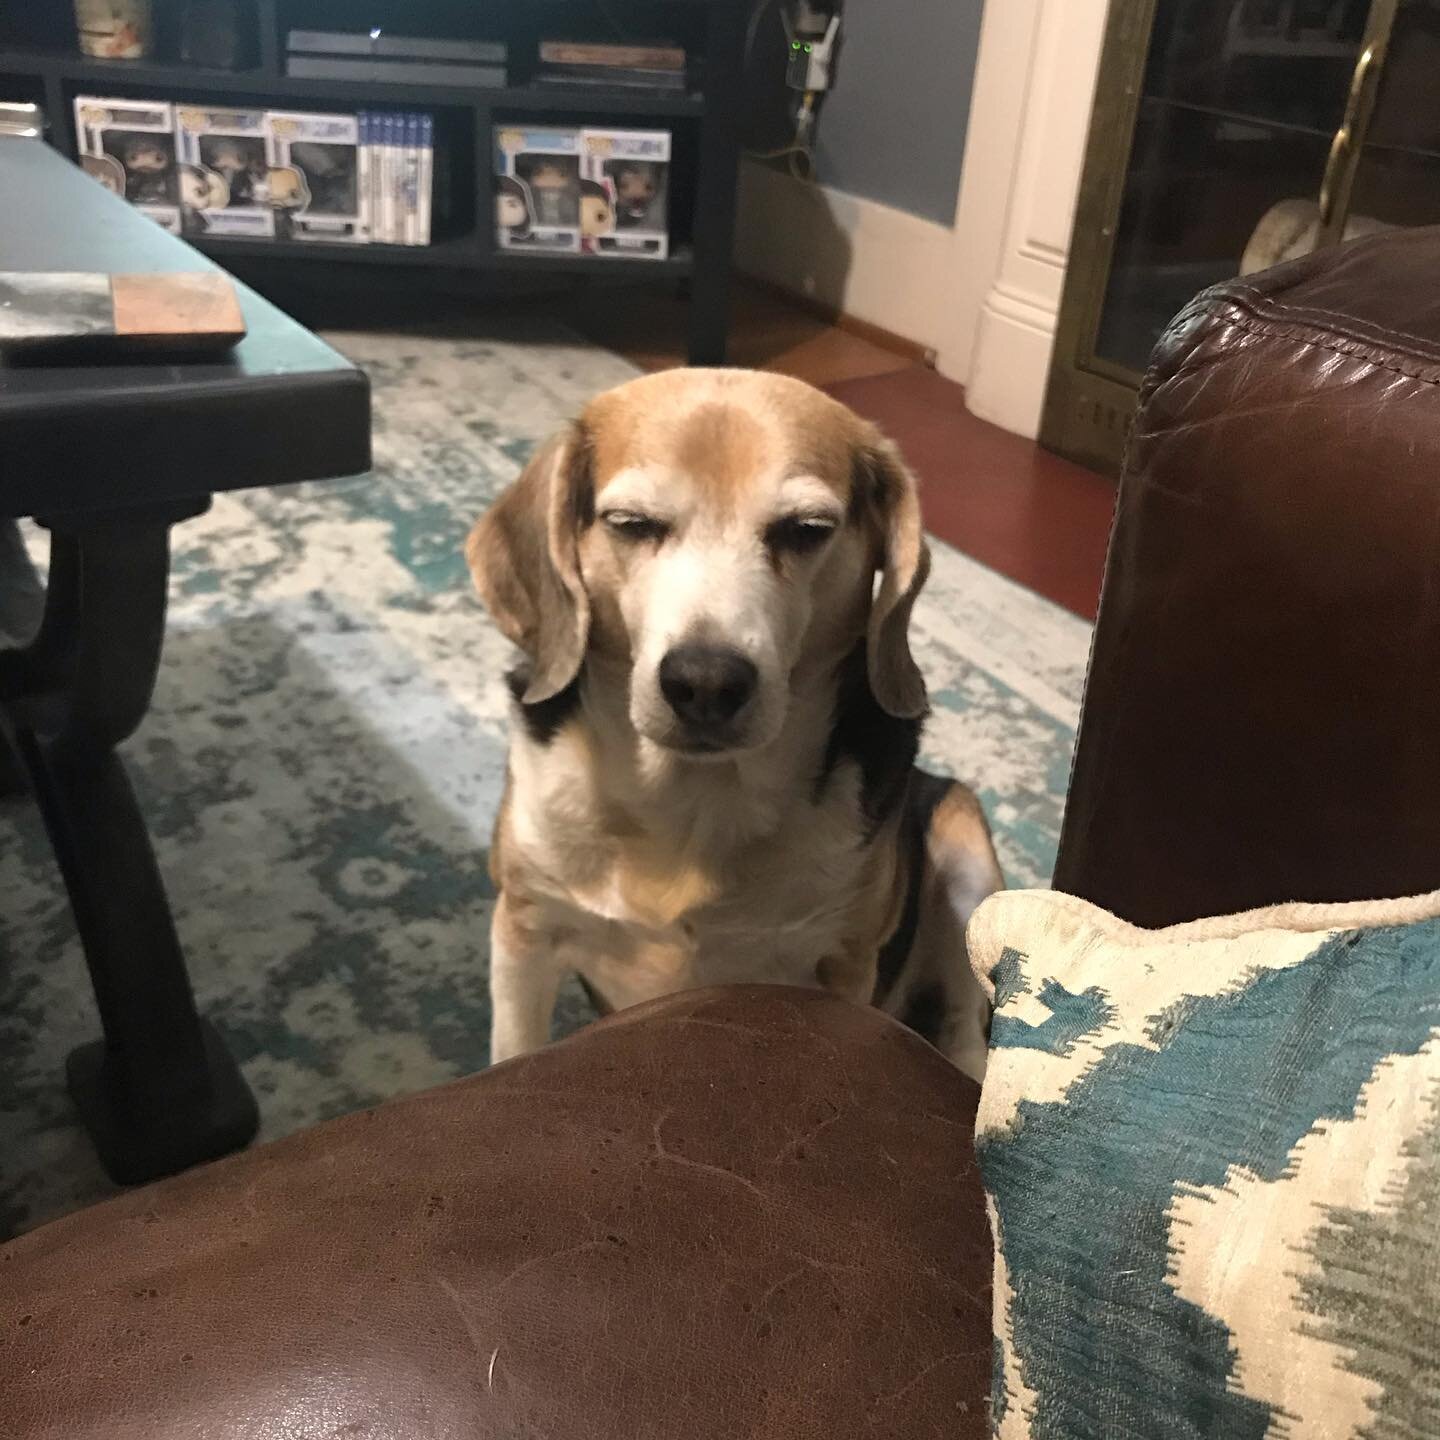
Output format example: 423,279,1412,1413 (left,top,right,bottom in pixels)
388,112,408,244
417,113,434,246
365,111,383,244
403,111,420,245
288,30,508,63
394,113,408,243
371,112,384,243
358,112,374,240
384,113,396,243
379,112,394,243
